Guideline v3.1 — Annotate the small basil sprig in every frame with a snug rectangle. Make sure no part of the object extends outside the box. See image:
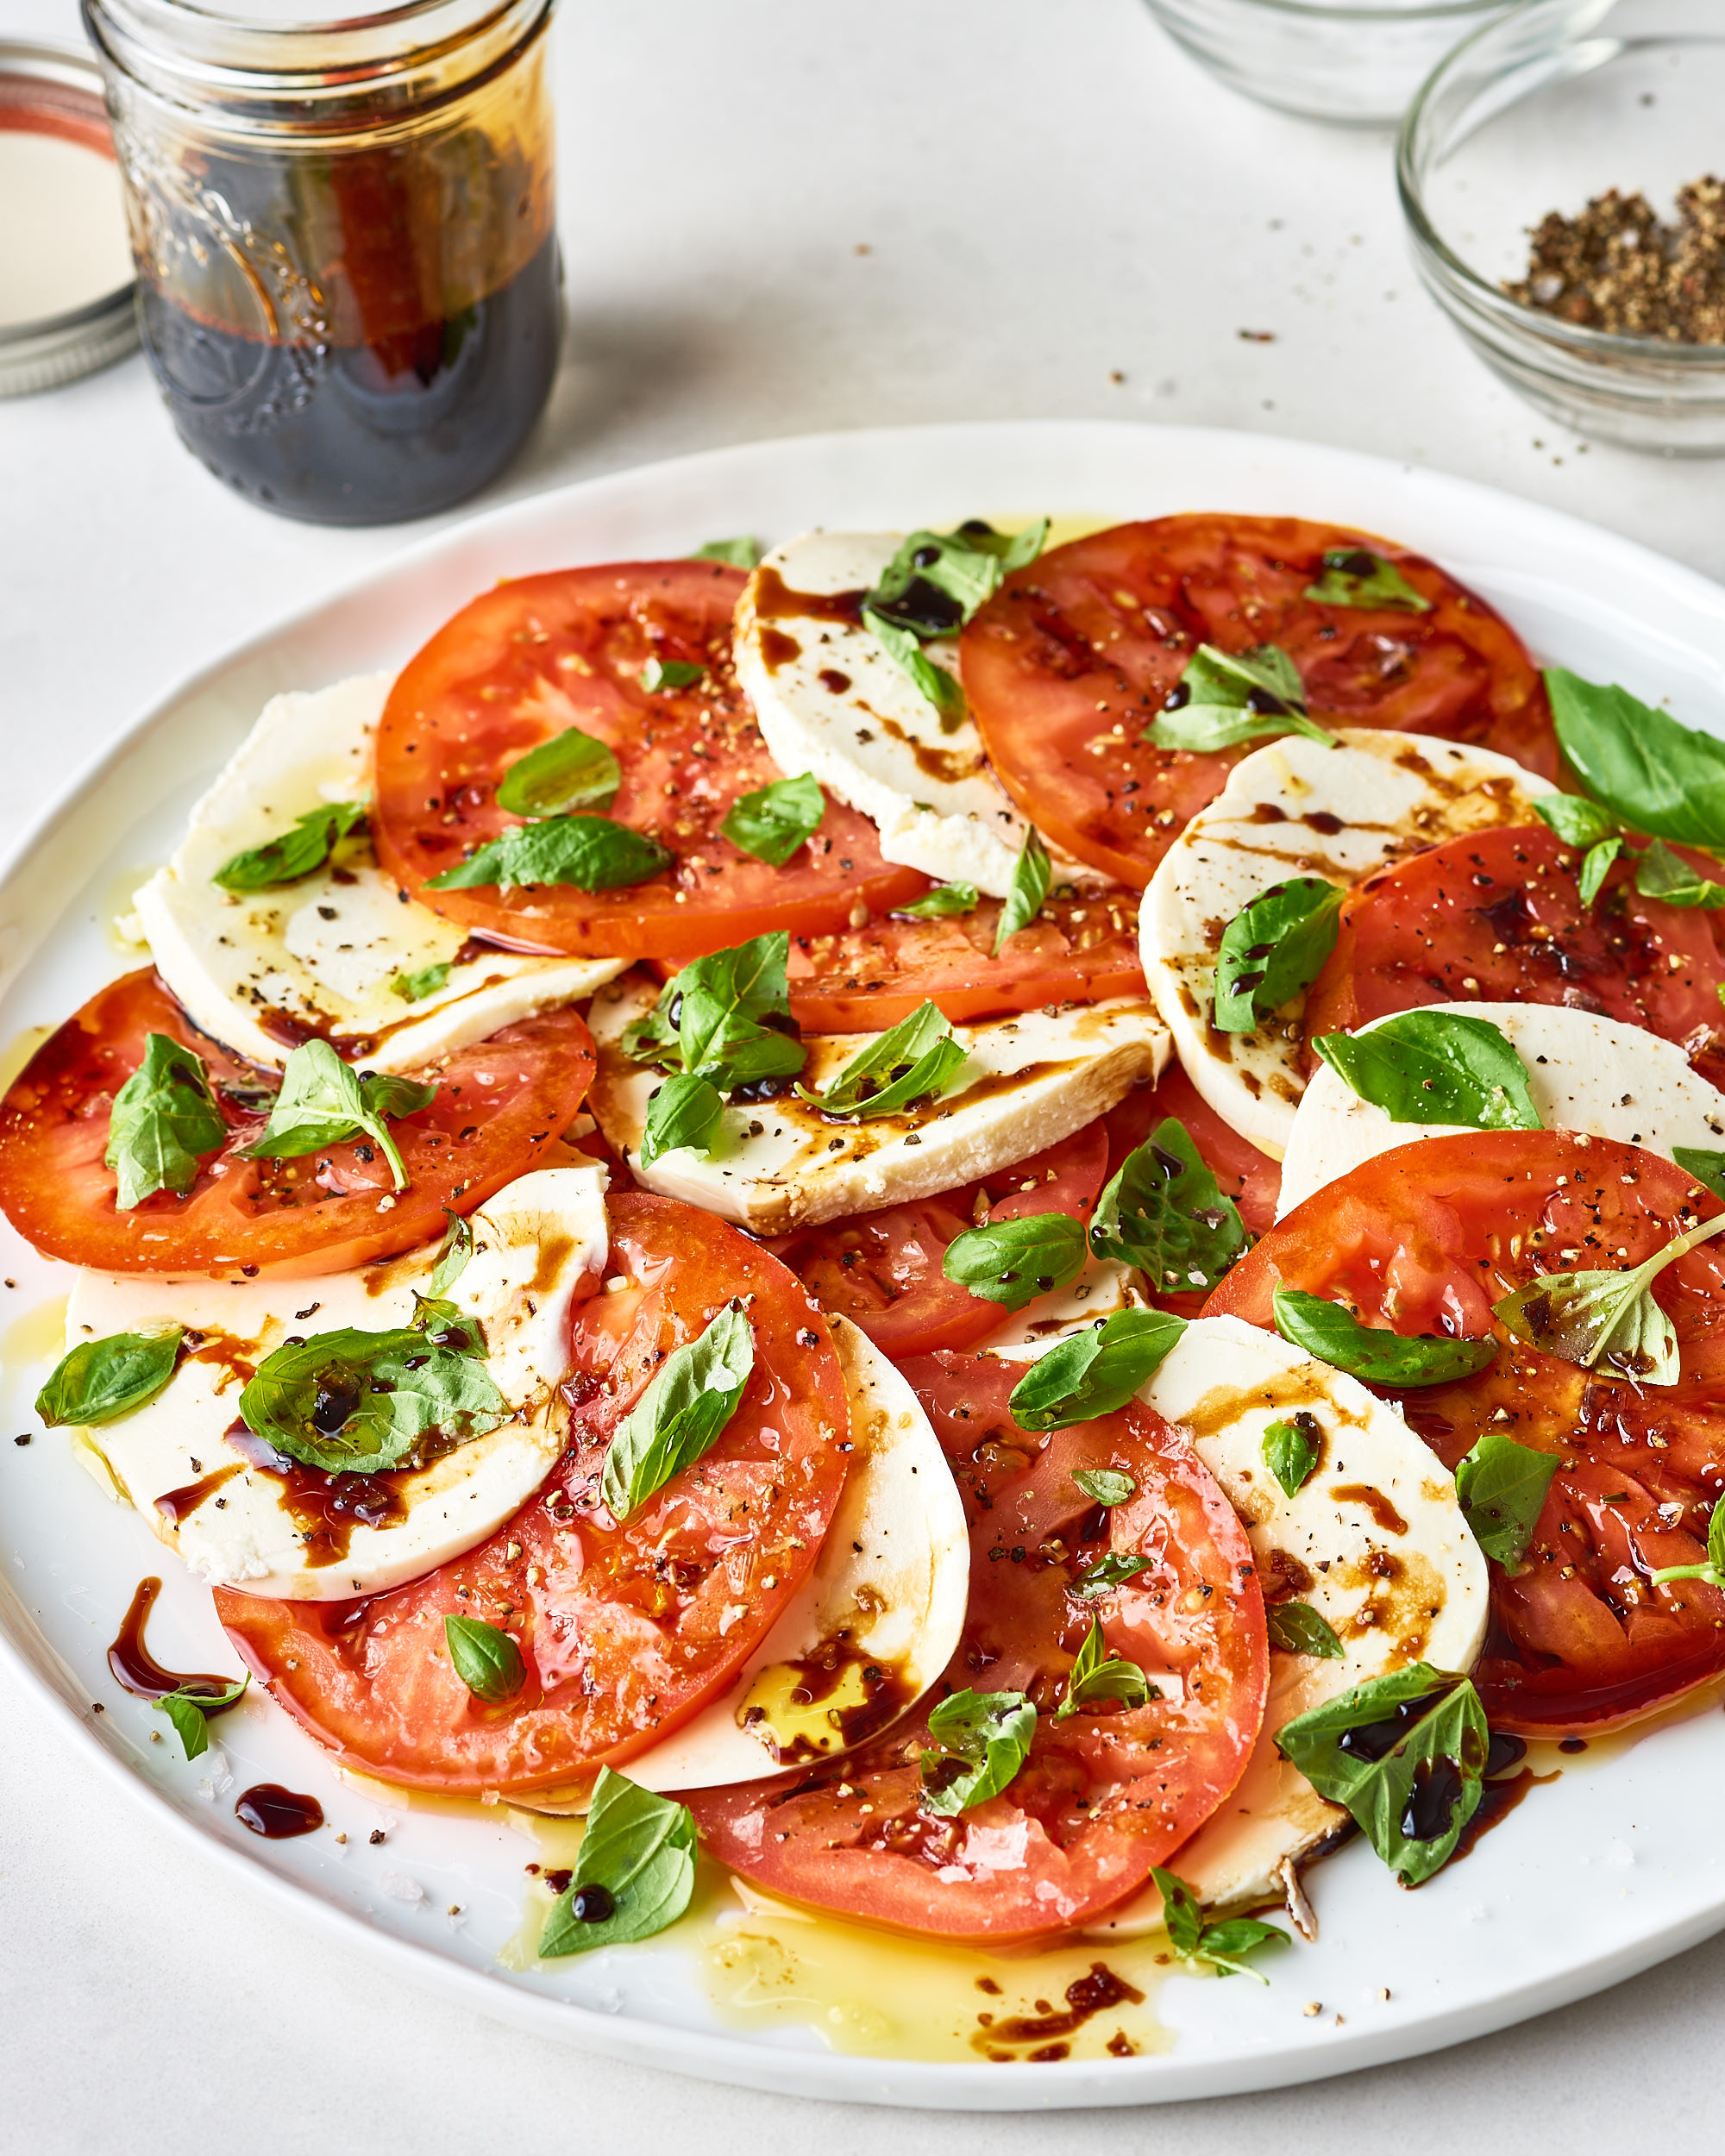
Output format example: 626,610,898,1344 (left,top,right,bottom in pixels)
392,961,452,1004
1088,1119,1249,1295
36,1325,185,1427
242,1039,433,1193
1276,1664,1488,1887
159,1676,248,1762
1634,837,1725,910
865,611,966,721
1493,1207,1725,1385
497,729,622,818
1302,548,1432,614
1053,1616,1152,1721
444,1614,526,1702
1151,1866,1287,1982
691,536,762,567
1266,1601,1344,1659
1145,643,1334,754
1263,1413,1320,1497
1546,667,1725,851
628,934,808,1164
539,1769,697,1958
800,1000,965,1120
213,801,367,893
1314,1010,1541,1132
1007,1310,1187,1431
1272,1288,1498,1387
1072,1467,1136,1506
1070,1550,1153,1598
919,1689,1037,1815
600,1303,755,1520
1649,1491,1725,1593
994,827,1052,952
895,881,980,919
943,1212,1088,1311
720,772,825,866
639,657,705,693
639,1073,724,1169
1214,878,1344,1032
1453,1431,1558,1575
862,518,1047,718
105,1034,229,1210
428,817,674,894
